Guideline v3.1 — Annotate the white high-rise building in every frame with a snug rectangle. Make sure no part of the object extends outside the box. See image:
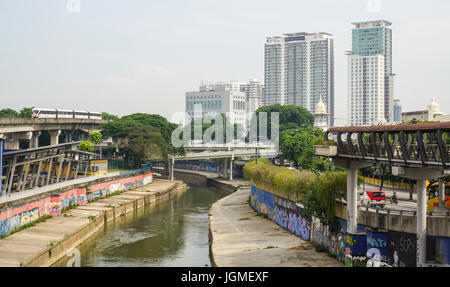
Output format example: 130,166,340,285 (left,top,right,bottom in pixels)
240,78,264,114
185,82,247,129
348,20,394,126
348,53,386,126
264,32,334,127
